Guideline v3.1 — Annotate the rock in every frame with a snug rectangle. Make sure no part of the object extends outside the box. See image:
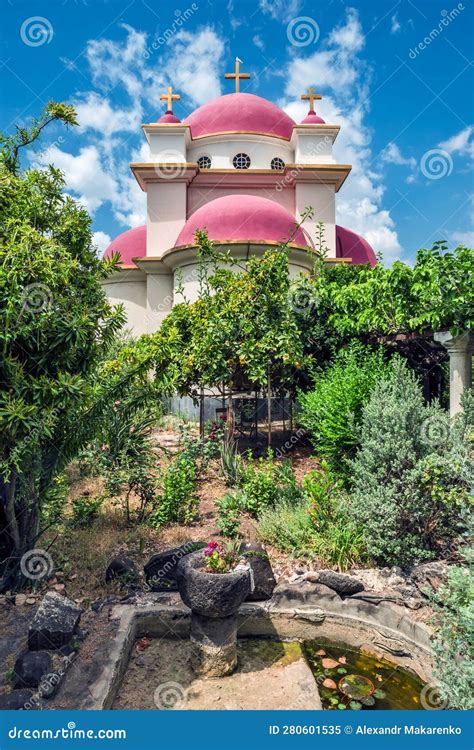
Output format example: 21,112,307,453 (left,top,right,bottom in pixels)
15,593,27,606
39,672,63,699
240,543,276,601
271,581,339,609
322,678,337,689
144,543,202,592
105,555,137,584
28,592,82,650
190,612,238,677
26,597,36,605
0,690,34,710
410,562,448,595
317,571,365,596
177,551,251,618
12,651,52,689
